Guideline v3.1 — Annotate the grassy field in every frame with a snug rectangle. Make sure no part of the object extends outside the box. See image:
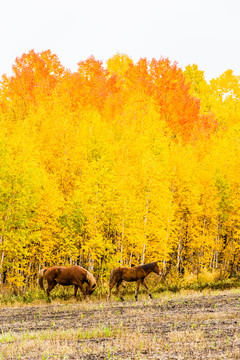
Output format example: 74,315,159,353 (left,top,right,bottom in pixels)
0,288,240,359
